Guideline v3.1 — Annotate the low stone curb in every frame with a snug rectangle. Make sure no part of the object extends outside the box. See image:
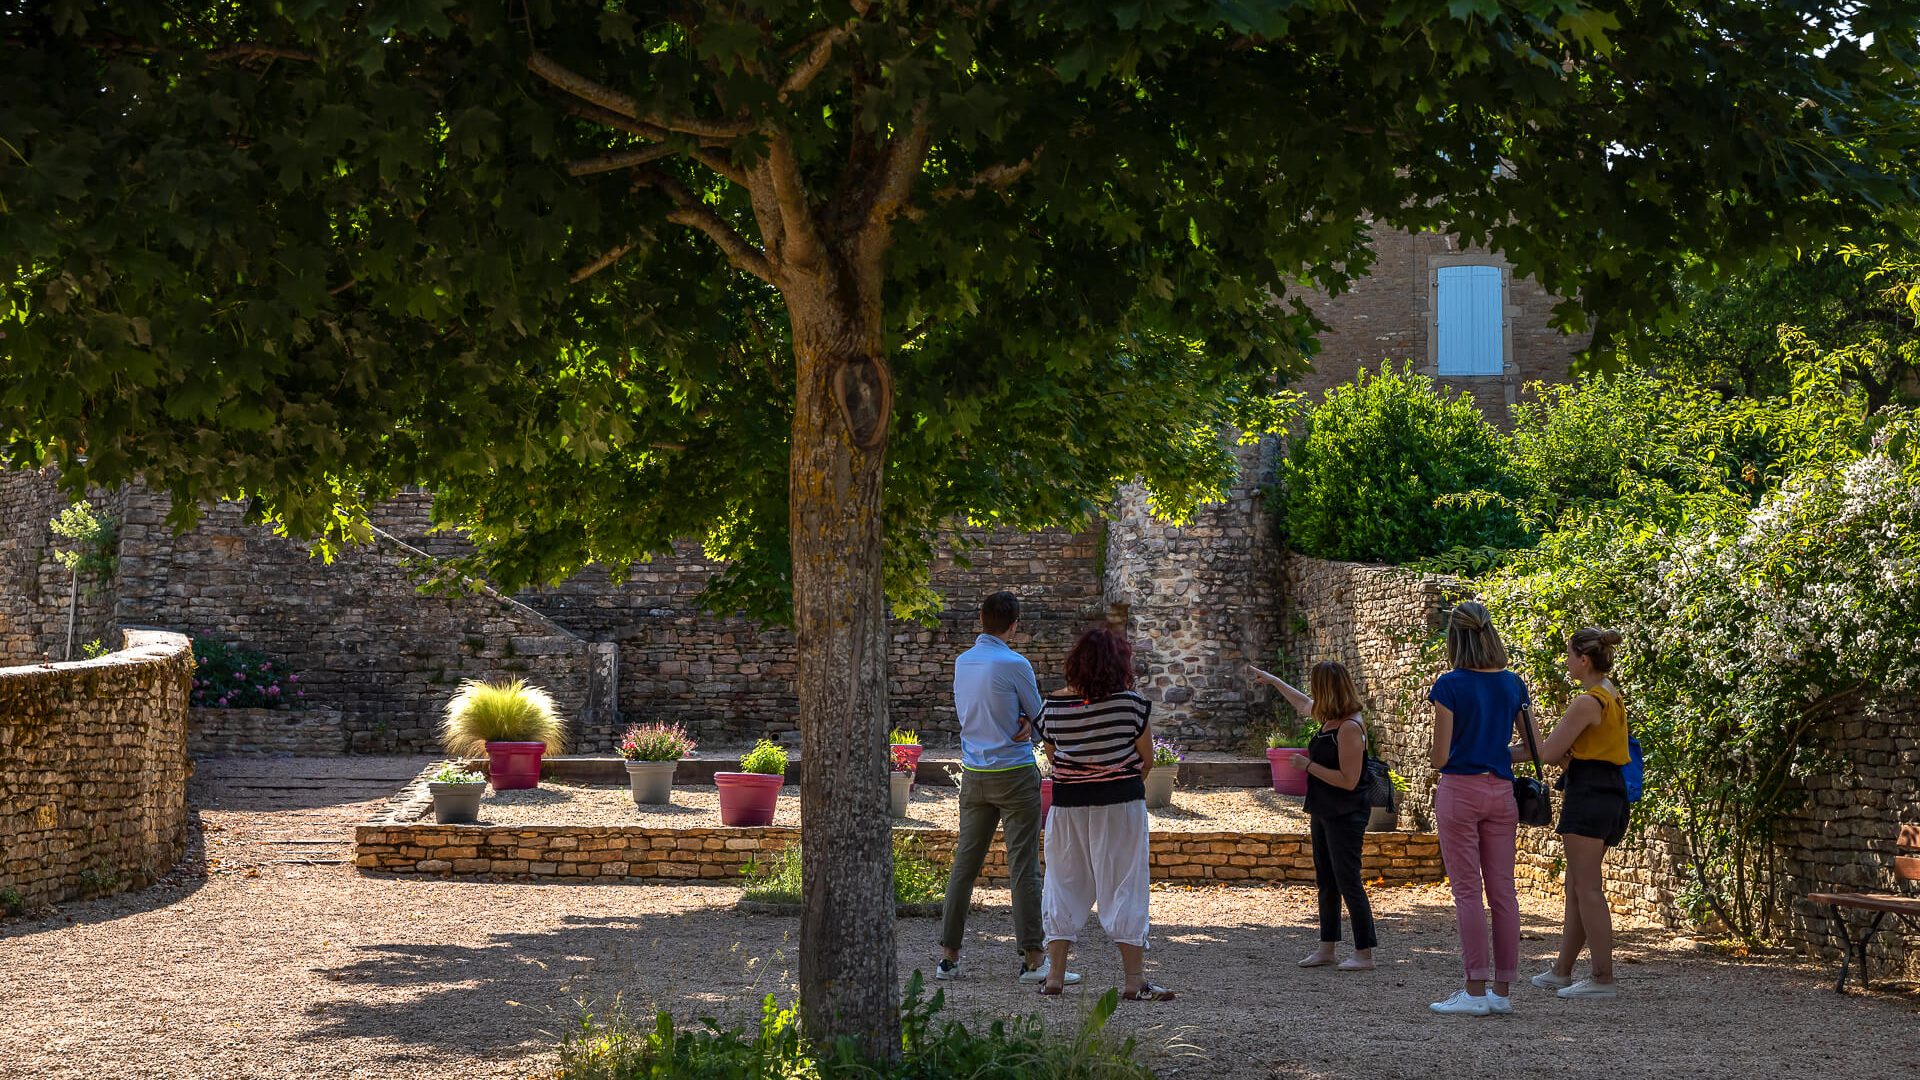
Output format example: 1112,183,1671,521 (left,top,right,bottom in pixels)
736,899,943,918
